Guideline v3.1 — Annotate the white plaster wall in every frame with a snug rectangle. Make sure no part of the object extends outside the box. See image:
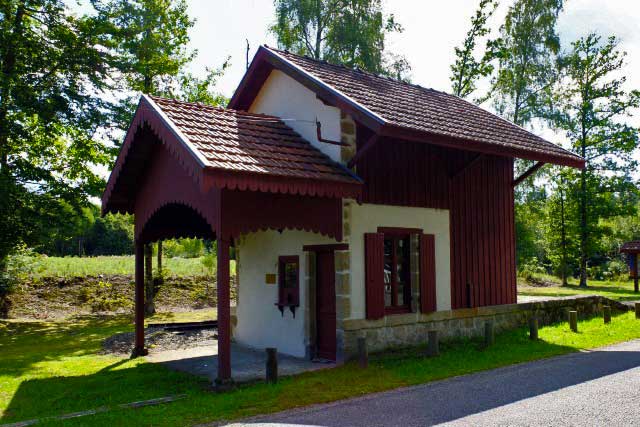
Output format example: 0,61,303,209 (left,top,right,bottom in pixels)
349,203,452,318
235,229,335,358
249,69,342,162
